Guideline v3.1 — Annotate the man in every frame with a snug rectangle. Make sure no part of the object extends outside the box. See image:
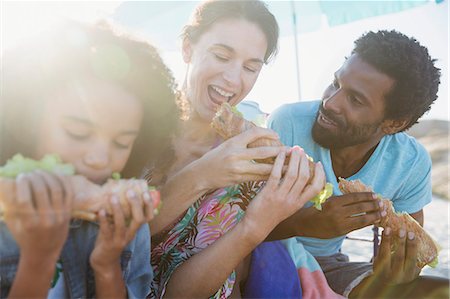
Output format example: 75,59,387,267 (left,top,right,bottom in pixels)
267,30,448,298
